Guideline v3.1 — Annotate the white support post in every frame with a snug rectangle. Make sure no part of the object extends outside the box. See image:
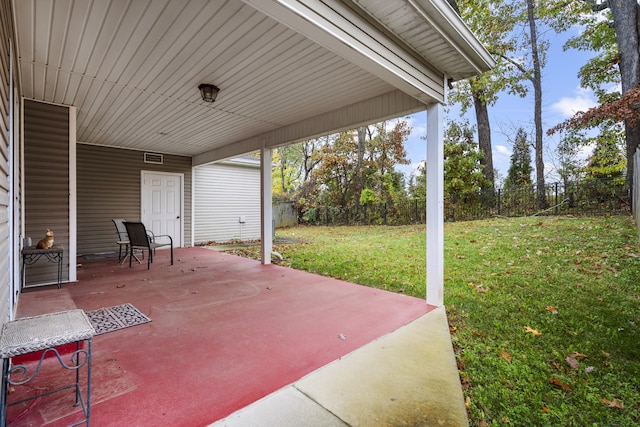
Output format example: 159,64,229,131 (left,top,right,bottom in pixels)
69,106,77,282
260,146,273,265
426,103,444,306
